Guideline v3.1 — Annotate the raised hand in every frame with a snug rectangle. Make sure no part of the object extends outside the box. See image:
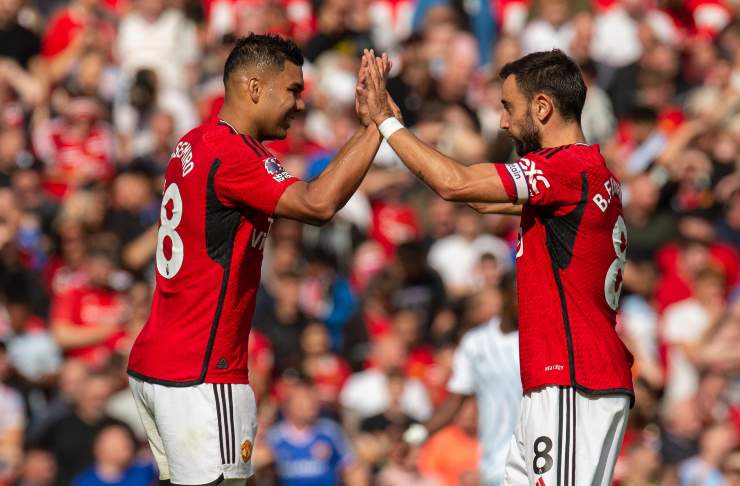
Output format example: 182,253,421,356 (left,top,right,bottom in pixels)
361,50,395,125
355,54,372,126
